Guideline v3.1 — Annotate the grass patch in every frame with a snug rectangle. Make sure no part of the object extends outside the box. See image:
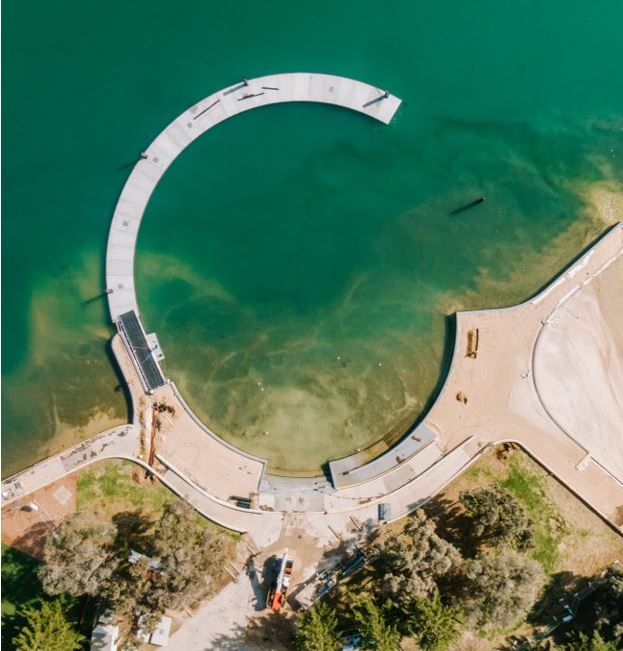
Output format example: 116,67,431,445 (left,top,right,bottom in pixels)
77,460,173,518
76,459,234,537
500,453,566,574
465,461,496,483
